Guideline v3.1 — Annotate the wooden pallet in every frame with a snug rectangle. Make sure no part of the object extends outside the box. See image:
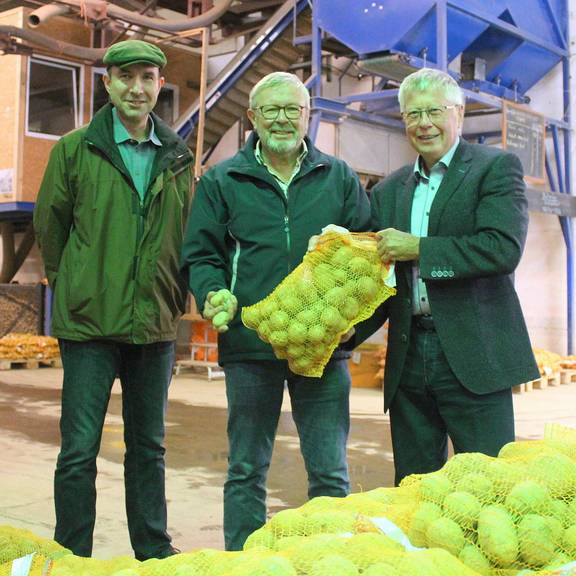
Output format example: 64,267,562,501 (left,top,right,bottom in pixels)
531,372,561,390
513,380,534,394
560,368,576,385
513,370,576,394
0,357,62,370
